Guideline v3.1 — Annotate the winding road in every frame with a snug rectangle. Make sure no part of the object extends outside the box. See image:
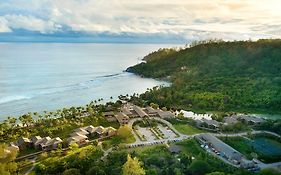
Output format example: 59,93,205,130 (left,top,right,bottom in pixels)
126,117,281,171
